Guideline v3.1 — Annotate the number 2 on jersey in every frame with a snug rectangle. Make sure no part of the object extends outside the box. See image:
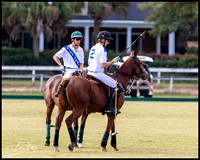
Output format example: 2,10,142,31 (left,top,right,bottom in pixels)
90,49,95,59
